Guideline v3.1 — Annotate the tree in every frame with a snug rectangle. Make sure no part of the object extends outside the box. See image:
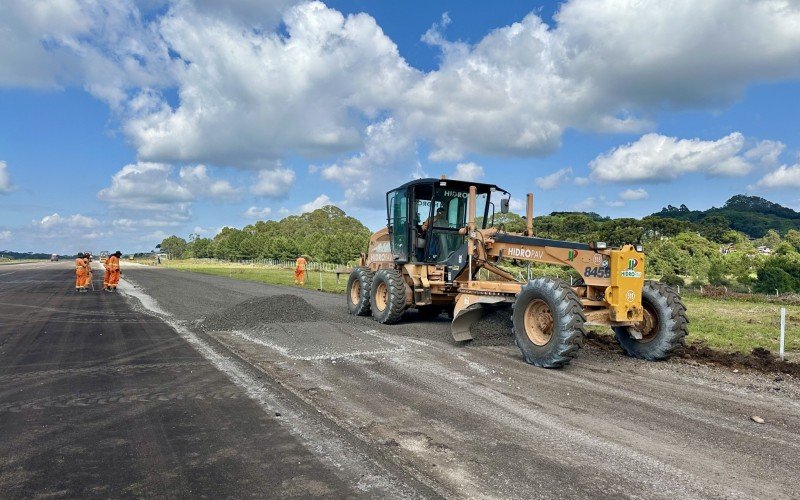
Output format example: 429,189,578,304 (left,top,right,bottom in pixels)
707,260,728,286
755,267,796,294
159,235,188,259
